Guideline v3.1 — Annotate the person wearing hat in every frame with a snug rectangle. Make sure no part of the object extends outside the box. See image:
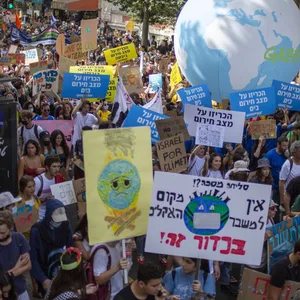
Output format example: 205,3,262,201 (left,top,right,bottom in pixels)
225,160,250,182
249,158,273,185
0,192,18,212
